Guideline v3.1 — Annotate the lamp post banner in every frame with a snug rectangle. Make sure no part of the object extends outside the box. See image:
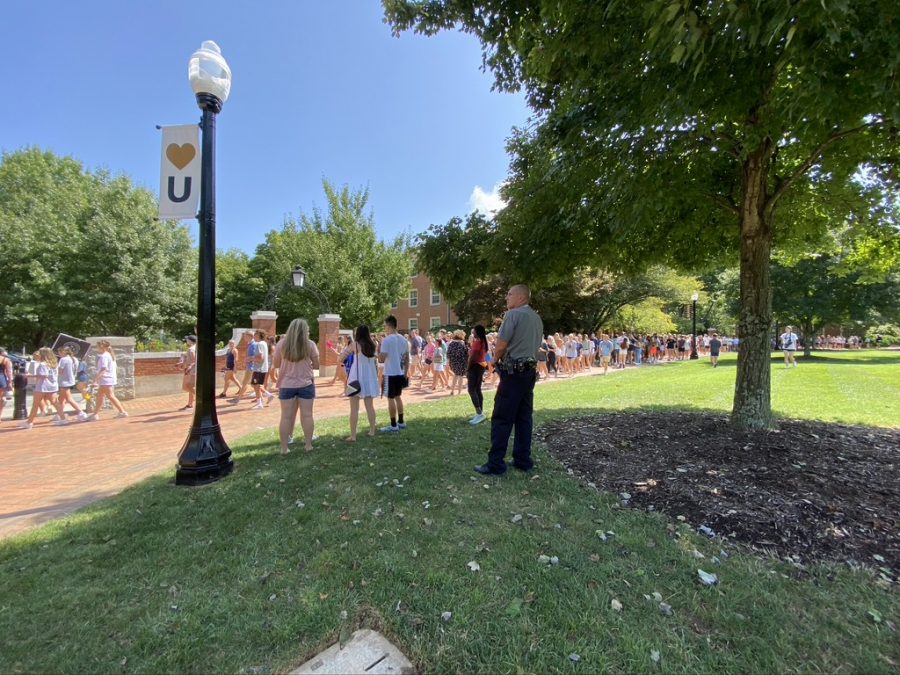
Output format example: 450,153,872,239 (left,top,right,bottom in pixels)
159,124,201,219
